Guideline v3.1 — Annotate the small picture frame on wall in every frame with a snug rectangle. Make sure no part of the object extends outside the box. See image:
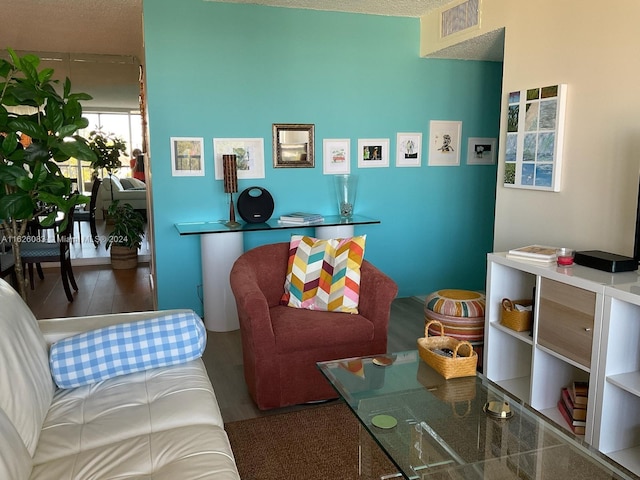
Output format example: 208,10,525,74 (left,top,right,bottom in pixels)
213,138,265,180
396,133,422,167
323,139,351,174
357,138,390,168
428,121,462,167
467,137,497,165
171,137,204,176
